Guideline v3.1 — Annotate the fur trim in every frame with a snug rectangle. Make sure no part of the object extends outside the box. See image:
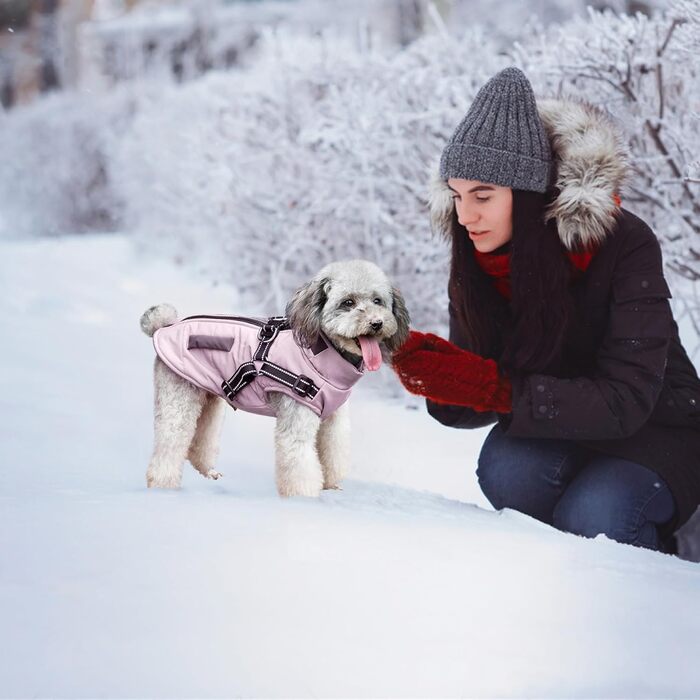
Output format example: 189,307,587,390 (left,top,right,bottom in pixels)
429,98,629,251
539,99,628,249
429,158,455,237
